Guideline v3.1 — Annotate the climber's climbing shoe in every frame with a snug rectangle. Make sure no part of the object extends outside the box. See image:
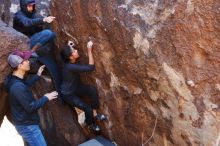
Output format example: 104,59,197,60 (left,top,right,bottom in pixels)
88,123,101,132
95,114,107,121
